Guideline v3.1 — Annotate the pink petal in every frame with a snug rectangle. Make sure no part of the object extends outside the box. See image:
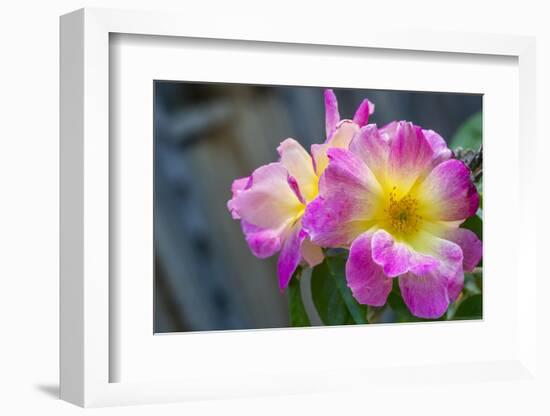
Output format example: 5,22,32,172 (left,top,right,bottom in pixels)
423,129,452,168
396,231,465,318
350,124,451,187
444,227,482,272
230,162,303,230
232,176,250,193
241,221,283,258
379,121,398,141
417,159,479,221
310,143,324,176
349,124,389,185
352,98,375,127
322,148,383,198
287,175,306,205
371,229,463,280
421,232,464,279
382,123,451,171
346,232,392,306
398,271,450,319
278,138,317,203
324,89,340,139
371,230,411,277
447,268,465,302
387,122,435,194
302,148,383,247
312,121,359,176
277,224,306,290
371,229,435,277
227,176,251,219
302,197,370,248
327,121,360,147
